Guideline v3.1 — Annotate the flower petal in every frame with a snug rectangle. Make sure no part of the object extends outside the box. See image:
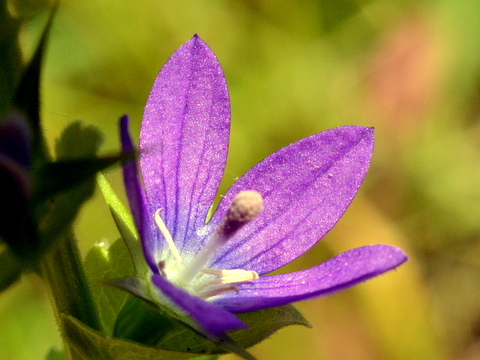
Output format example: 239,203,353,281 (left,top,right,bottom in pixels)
212,245,407,313
151,274,247,338
140,35,230,254
208,126,374,274
120,115,158,274
0,111,32,168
